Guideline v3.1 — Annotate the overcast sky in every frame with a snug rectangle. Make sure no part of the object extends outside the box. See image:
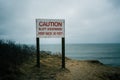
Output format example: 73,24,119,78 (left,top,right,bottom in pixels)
0,0,120,44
